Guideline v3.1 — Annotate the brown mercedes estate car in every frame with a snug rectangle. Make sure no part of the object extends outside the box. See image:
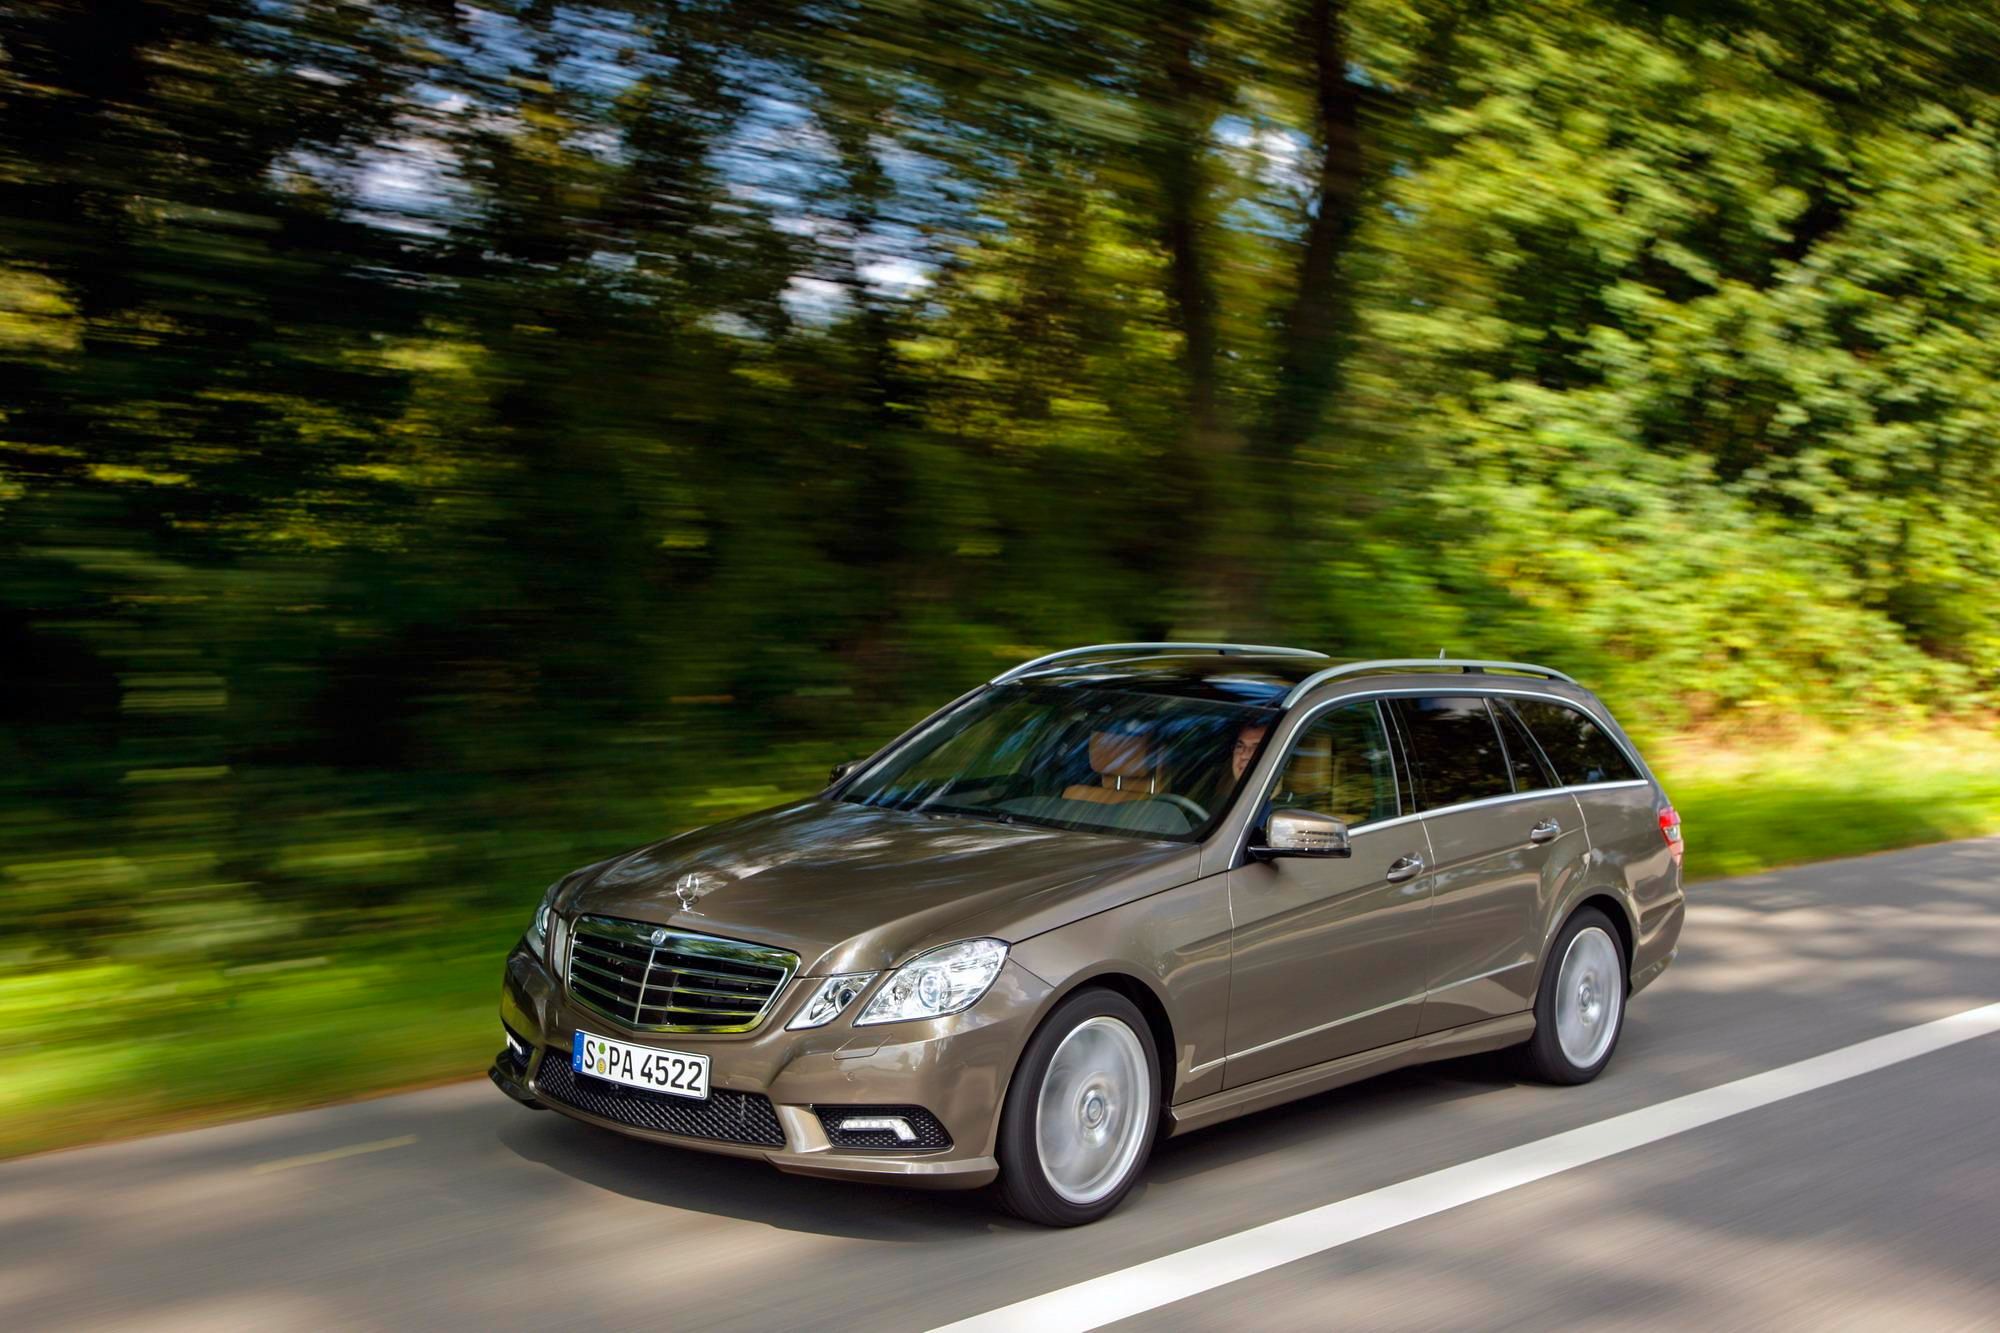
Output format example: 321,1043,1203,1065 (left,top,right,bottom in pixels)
490,645,1684,1224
